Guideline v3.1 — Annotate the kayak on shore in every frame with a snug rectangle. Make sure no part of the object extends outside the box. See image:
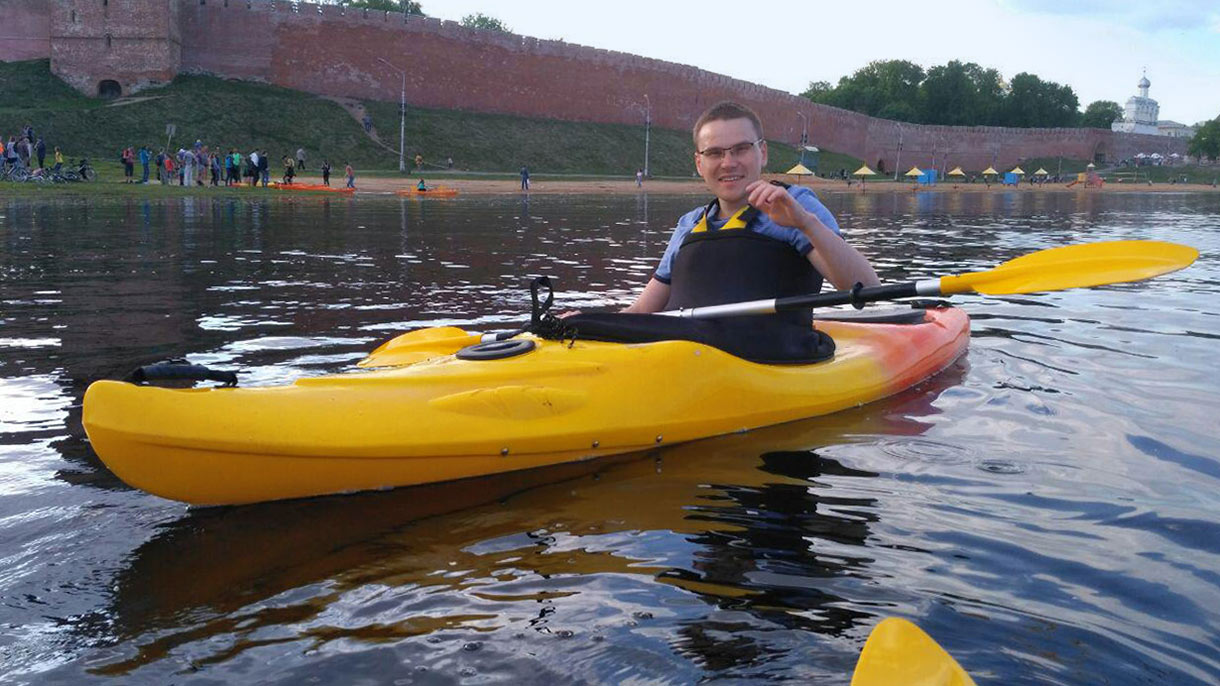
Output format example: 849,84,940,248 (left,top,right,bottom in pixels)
82,307,969,506
273,182,355,193
397,186,459,197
